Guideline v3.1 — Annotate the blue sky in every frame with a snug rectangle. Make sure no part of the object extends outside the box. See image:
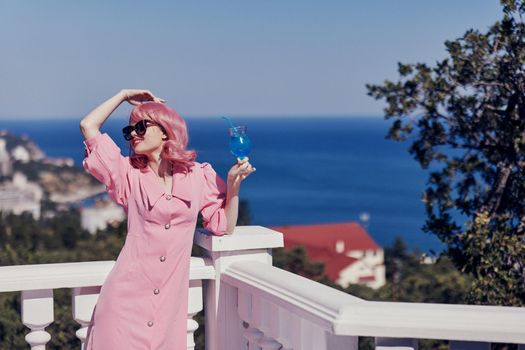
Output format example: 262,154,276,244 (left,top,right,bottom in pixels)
0,1,502,119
